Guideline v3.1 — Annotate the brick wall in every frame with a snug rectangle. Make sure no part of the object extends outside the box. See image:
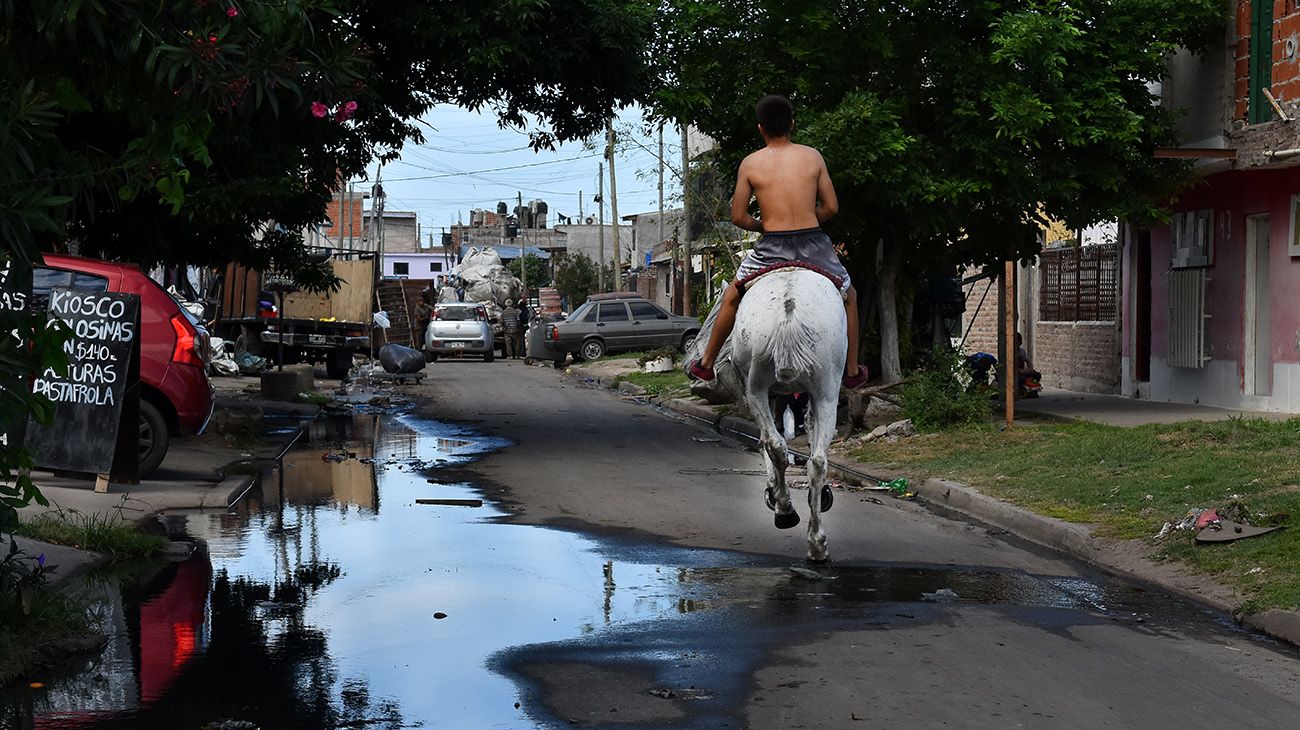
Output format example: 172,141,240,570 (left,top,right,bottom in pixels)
1235,1,1300,120
962,279,1001,356
1035,321,1121,394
